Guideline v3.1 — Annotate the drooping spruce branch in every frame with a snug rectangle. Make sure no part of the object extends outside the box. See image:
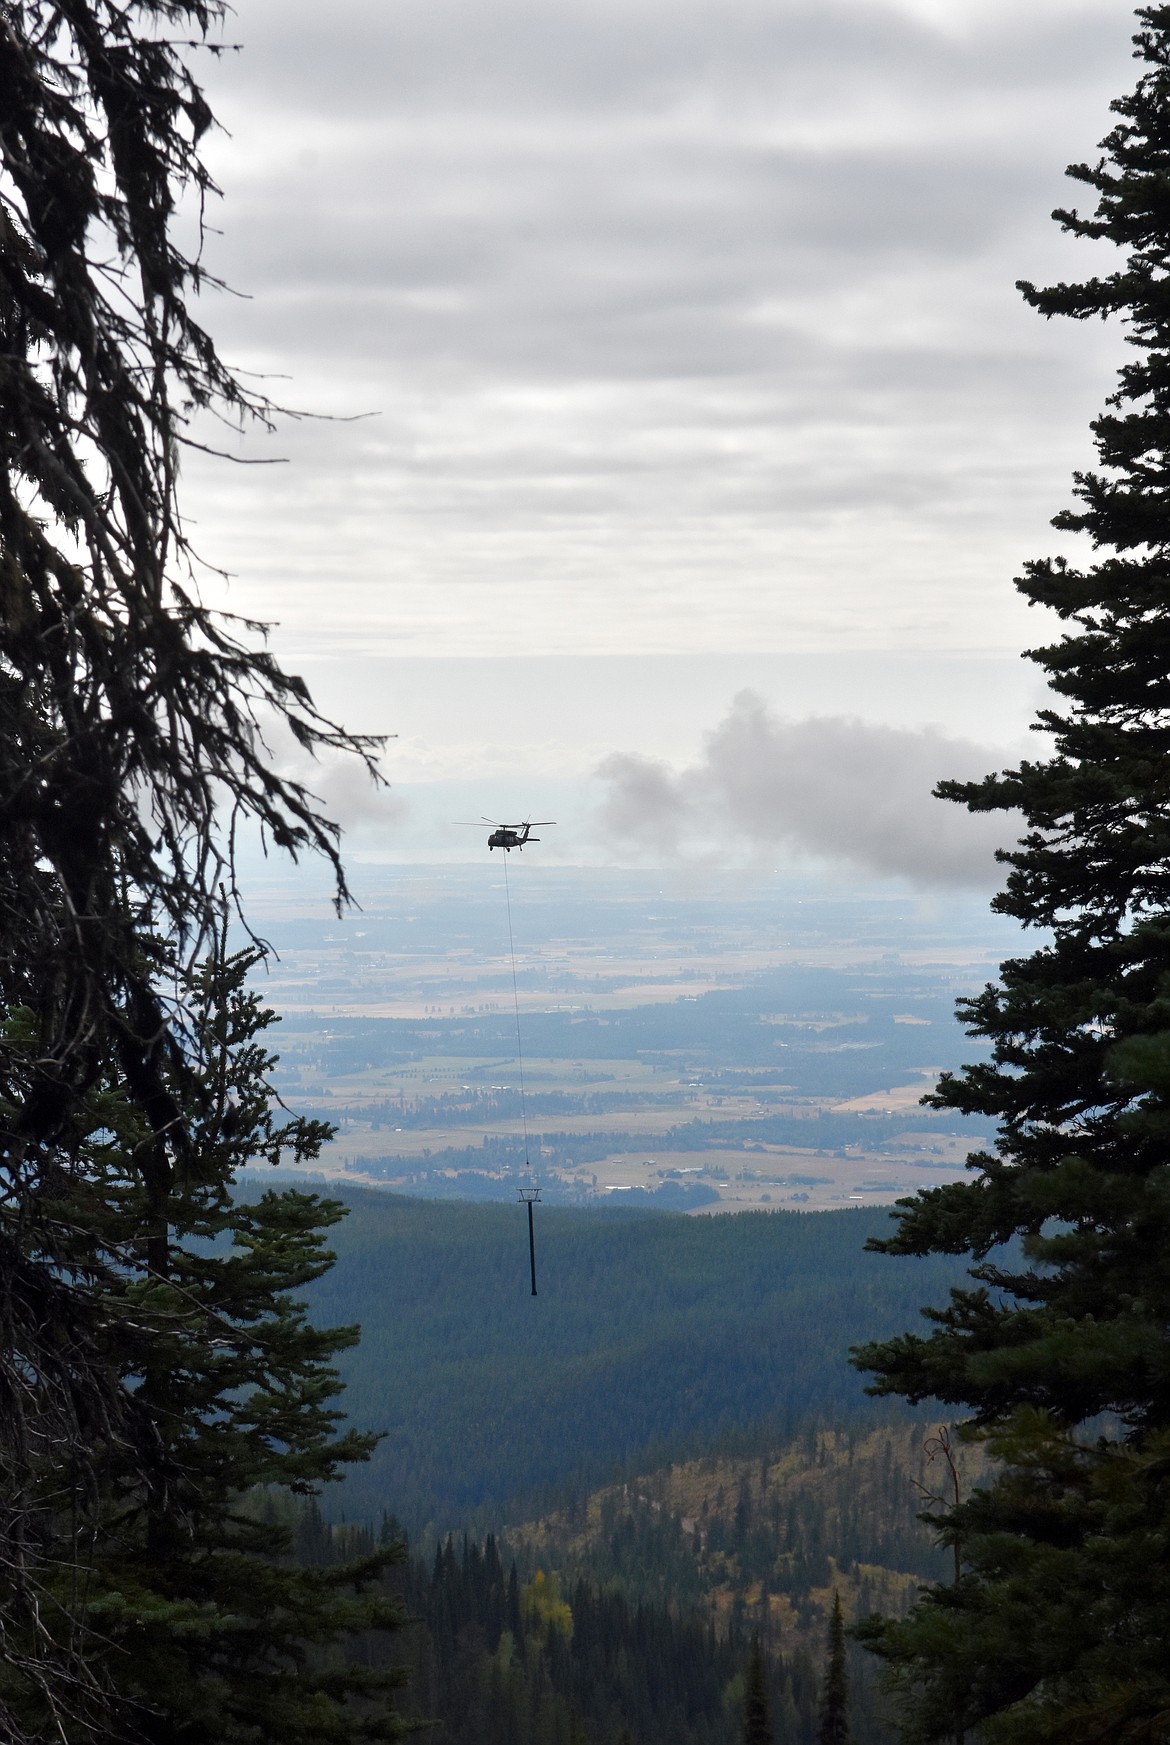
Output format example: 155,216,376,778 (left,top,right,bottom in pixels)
0,8,389,1736
0,1,384,1167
